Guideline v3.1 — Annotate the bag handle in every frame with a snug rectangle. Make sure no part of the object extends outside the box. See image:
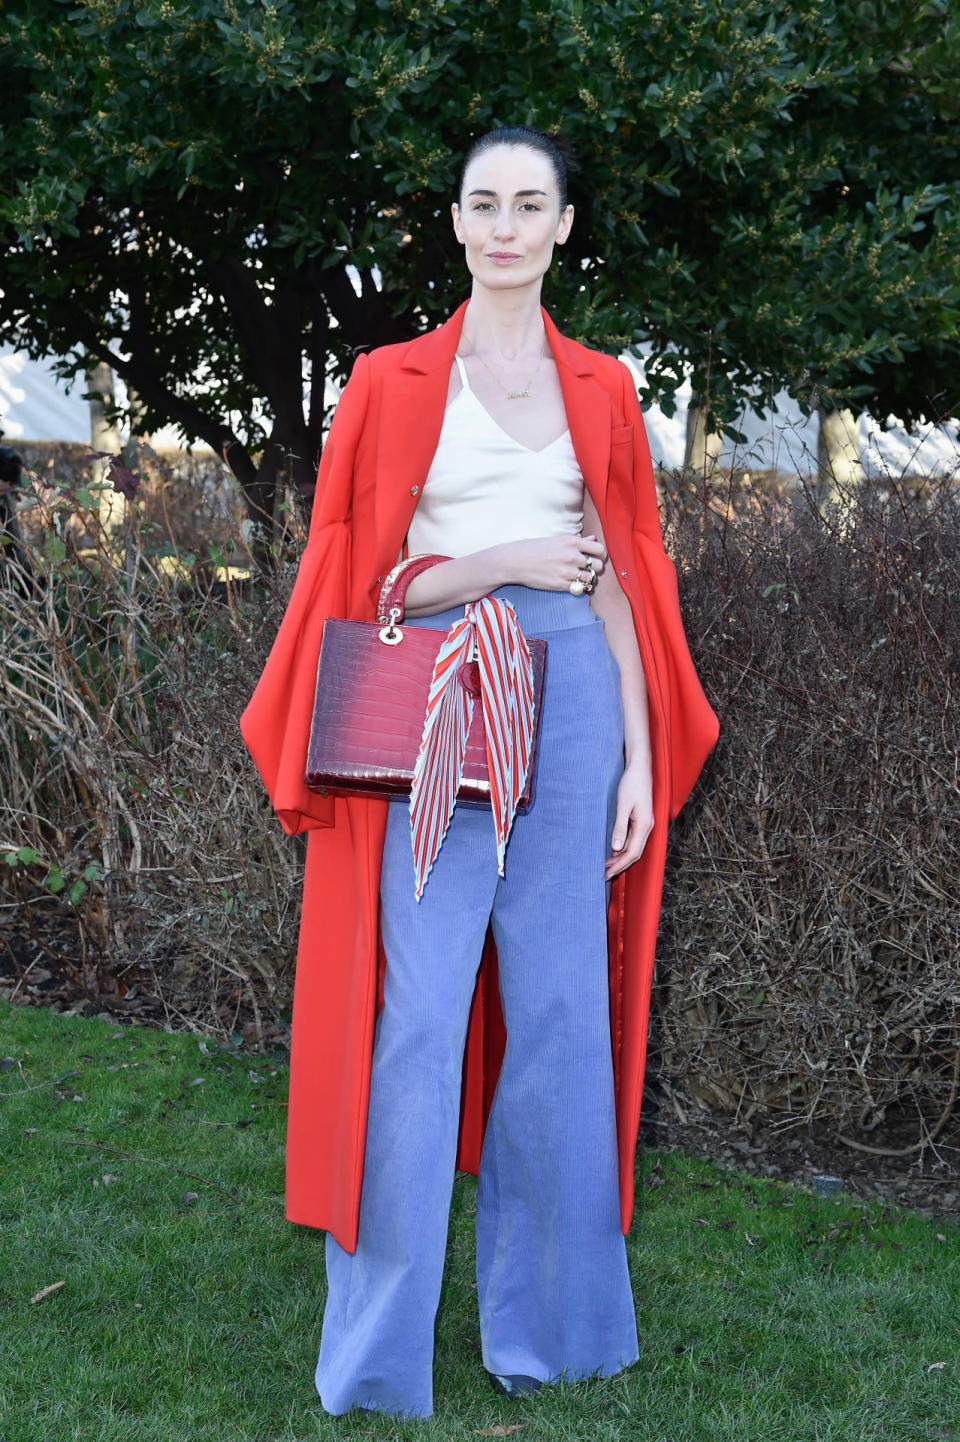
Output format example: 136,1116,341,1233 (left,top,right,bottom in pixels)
376,553,453,624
